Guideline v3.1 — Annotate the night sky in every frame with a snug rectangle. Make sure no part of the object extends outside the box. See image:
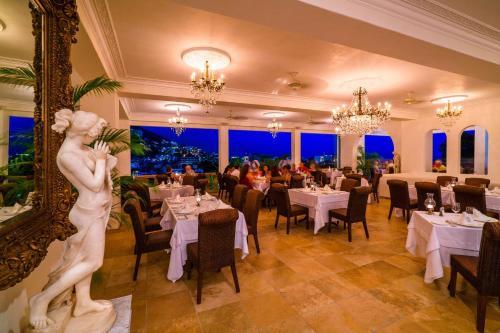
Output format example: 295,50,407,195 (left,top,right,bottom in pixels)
8,116,34,158
301,133,337,159
142,126,219,152
229,130,291,158
365,135,394,160
433,132,447,161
